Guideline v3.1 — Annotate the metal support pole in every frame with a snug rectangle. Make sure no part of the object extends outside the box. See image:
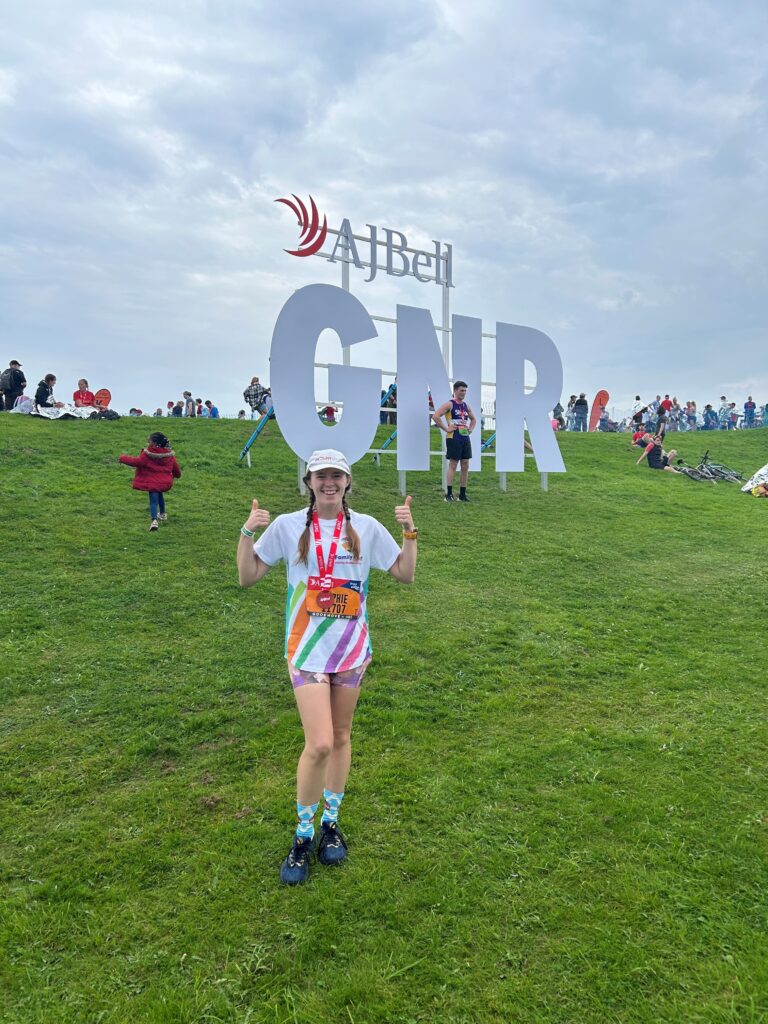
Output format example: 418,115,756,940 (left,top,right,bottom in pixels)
499,472,507,492
342,235,350,368
399,470,406,496
441,263,451,495
239,407,273,463
540,473,548,492
298,458,307,495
